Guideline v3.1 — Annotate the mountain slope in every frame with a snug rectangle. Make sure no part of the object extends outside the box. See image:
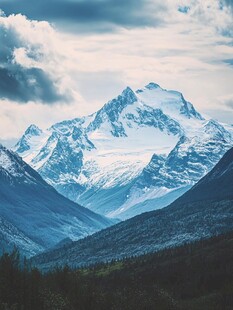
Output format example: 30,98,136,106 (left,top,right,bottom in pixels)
15,83,233,219
0,215,43,257
33,147,233,269
0,144,113,254
174,145,233,204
